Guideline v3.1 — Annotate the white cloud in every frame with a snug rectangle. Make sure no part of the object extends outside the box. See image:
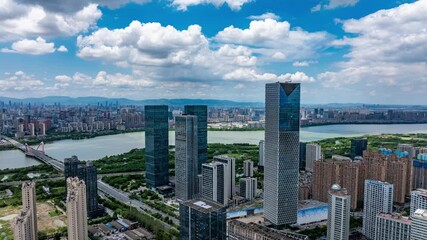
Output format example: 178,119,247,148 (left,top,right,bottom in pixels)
311,4,322,12
170,0,251,11
0,0,101,41
234,83,245,89
224,69,315,82
0,71,44,91
1,37,55,55
55,75,72,82
247,12,280,20
312,0,359,12
293,60,317,67
57,45,68,52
